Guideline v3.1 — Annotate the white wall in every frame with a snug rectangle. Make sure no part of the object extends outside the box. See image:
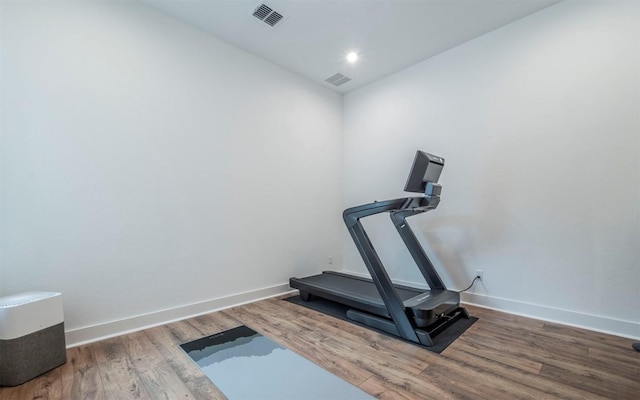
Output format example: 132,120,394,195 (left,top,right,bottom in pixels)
343,1,639,337
0,1,343,343
2,0,638,344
